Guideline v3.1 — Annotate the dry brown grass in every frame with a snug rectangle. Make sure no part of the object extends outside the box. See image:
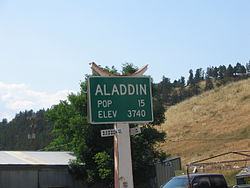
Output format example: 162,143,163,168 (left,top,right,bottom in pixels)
158,78,250,167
